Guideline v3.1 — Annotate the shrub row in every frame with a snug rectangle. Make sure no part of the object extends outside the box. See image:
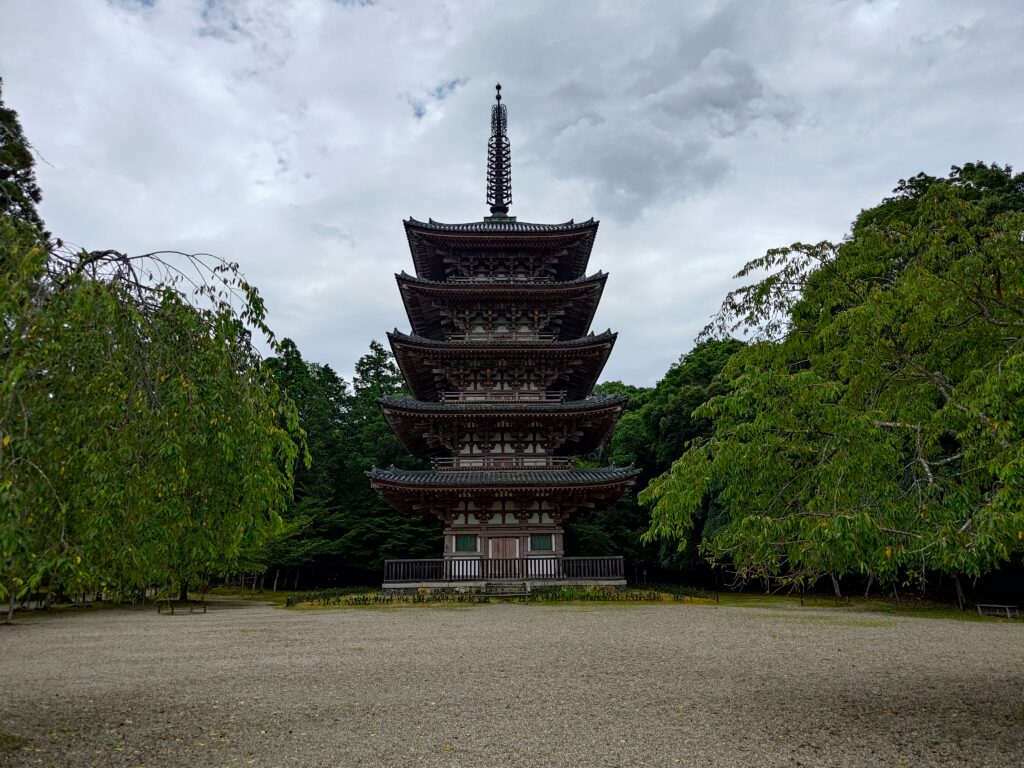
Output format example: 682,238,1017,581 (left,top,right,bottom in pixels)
285,586,702,607
527,587,664,602
647,583,720,602
284,586,374,607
